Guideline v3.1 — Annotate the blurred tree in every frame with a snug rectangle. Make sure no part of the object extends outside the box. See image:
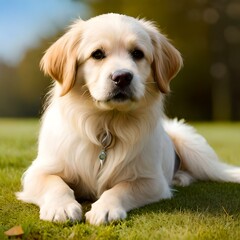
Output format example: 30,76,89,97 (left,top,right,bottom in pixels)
0,38,55,117
208,0,240,120
16,40,50,117
0,63,20,116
